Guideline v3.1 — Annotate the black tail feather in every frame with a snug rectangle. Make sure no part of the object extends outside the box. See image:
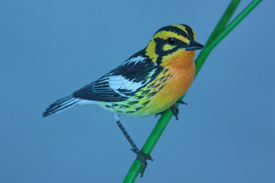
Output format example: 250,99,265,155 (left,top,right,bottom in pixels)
43,95,80,117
